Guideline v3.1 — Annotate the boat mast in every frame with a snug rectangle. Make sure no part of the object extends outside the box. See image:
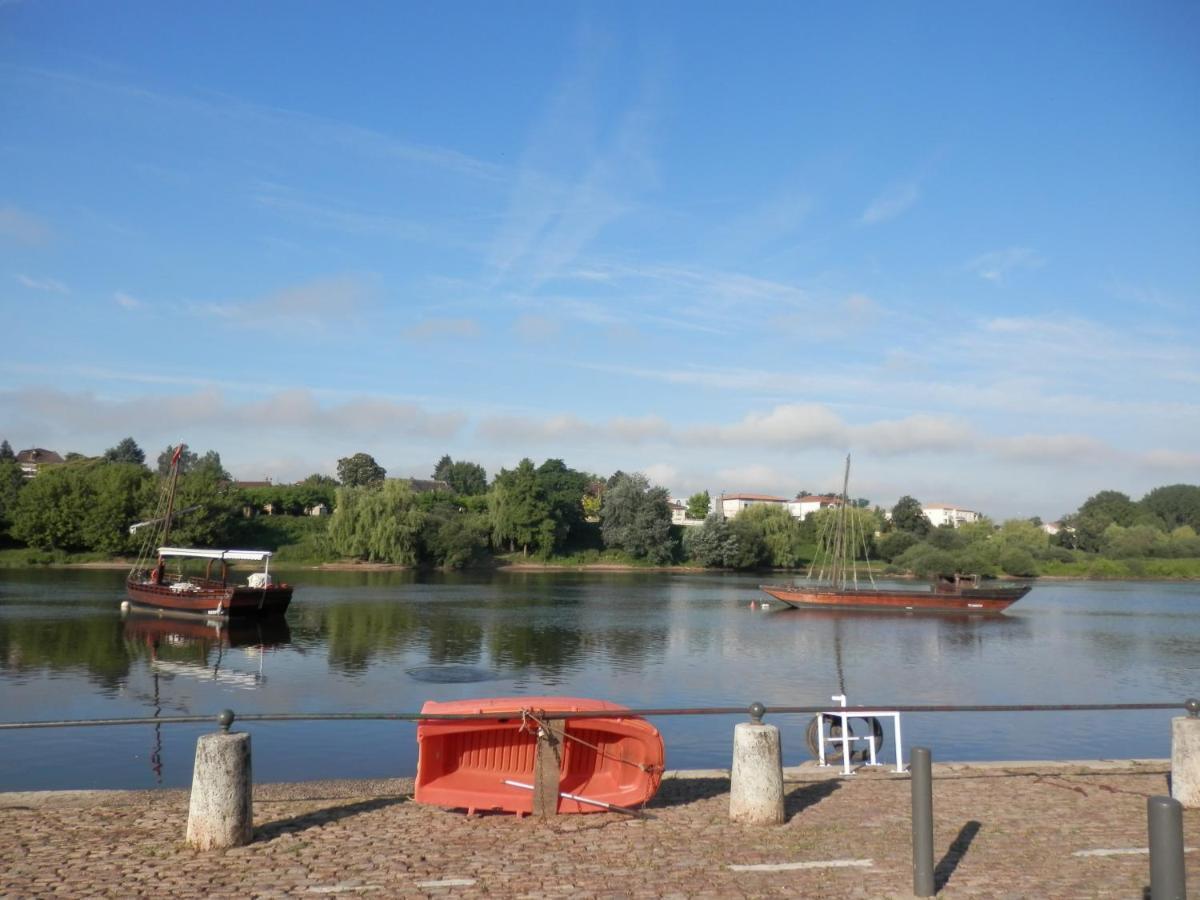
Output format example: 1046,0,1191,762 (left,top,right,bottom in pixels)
830,454,851,589
160,444,183,548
